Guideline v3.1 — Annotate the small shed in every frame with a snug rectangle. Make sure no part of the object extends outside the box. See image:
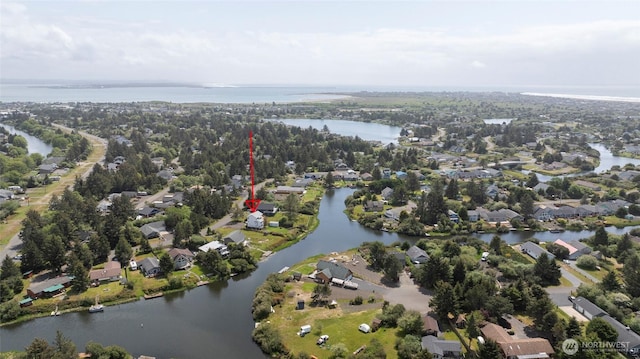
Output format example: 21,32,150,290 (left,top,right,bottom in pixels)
292,272,302,281
297,299,305,310
371,318,382,332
